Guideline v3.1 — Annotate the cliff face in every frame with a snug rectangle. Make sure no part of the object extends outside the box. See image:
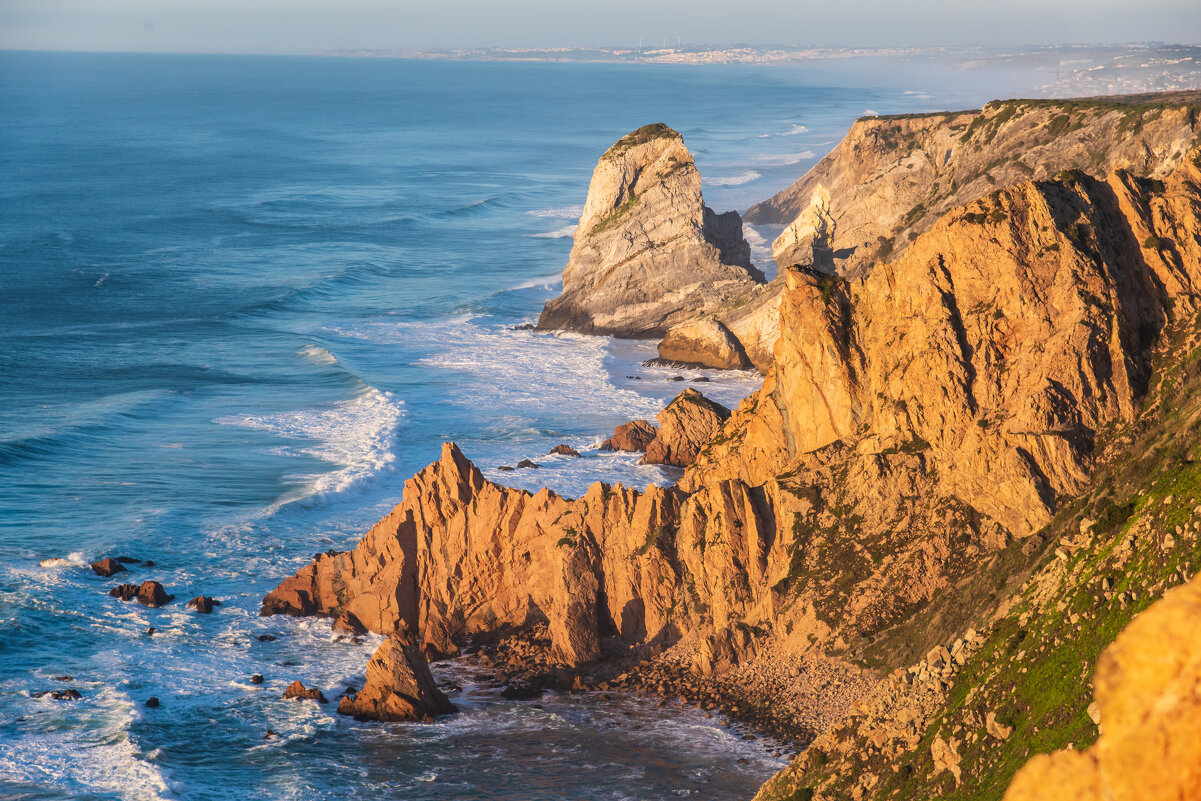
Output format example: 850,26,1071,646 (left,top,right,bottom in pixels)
537,123,765,339
688,154,1201,545
749,92,1201,276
